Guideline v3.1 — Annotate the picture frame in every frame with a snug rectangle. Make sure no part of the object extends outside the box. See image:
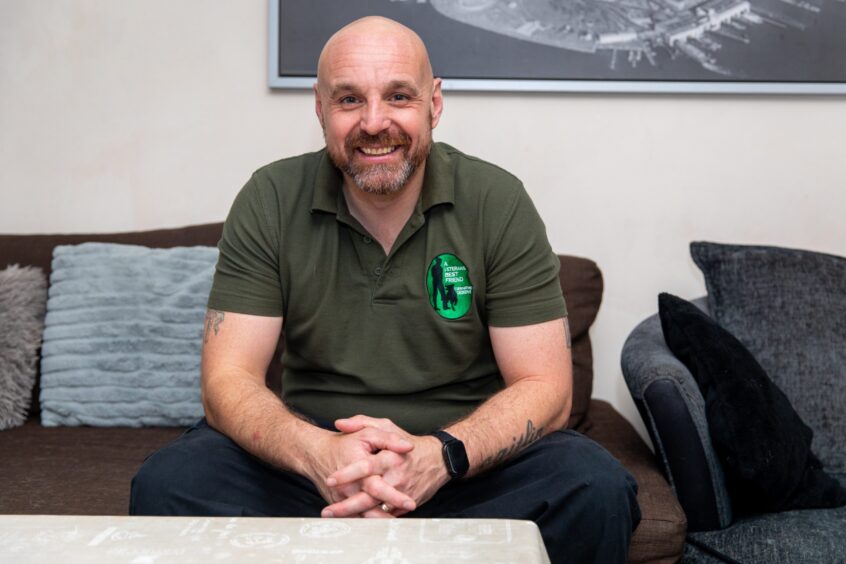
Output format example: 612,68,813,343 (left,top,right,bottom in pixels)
268,0,846,94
